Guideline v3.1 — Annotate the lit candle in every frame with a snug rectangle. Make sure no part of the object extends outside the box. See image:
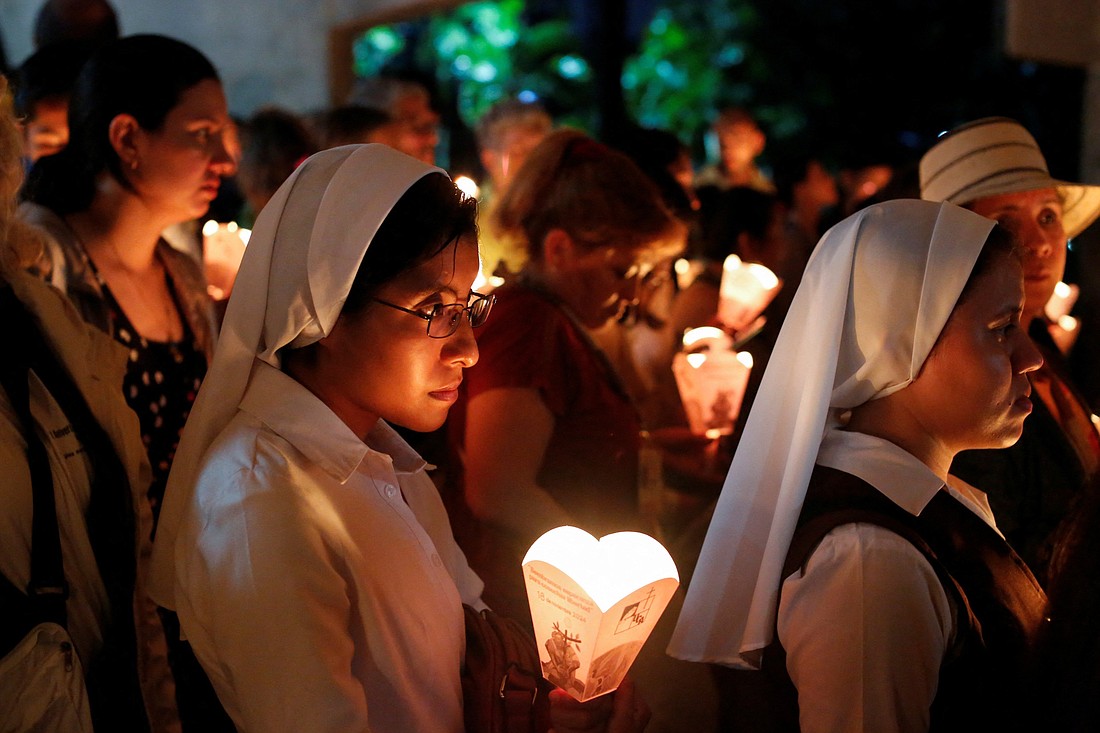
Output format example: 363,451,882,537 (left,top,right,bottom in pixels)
202,220,249,301
1049,313,1080,356
672,327,753,437
452,175,480,199
717,254,780,333
1045,281,1079,322
522,526,679,701
674,257,705,290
